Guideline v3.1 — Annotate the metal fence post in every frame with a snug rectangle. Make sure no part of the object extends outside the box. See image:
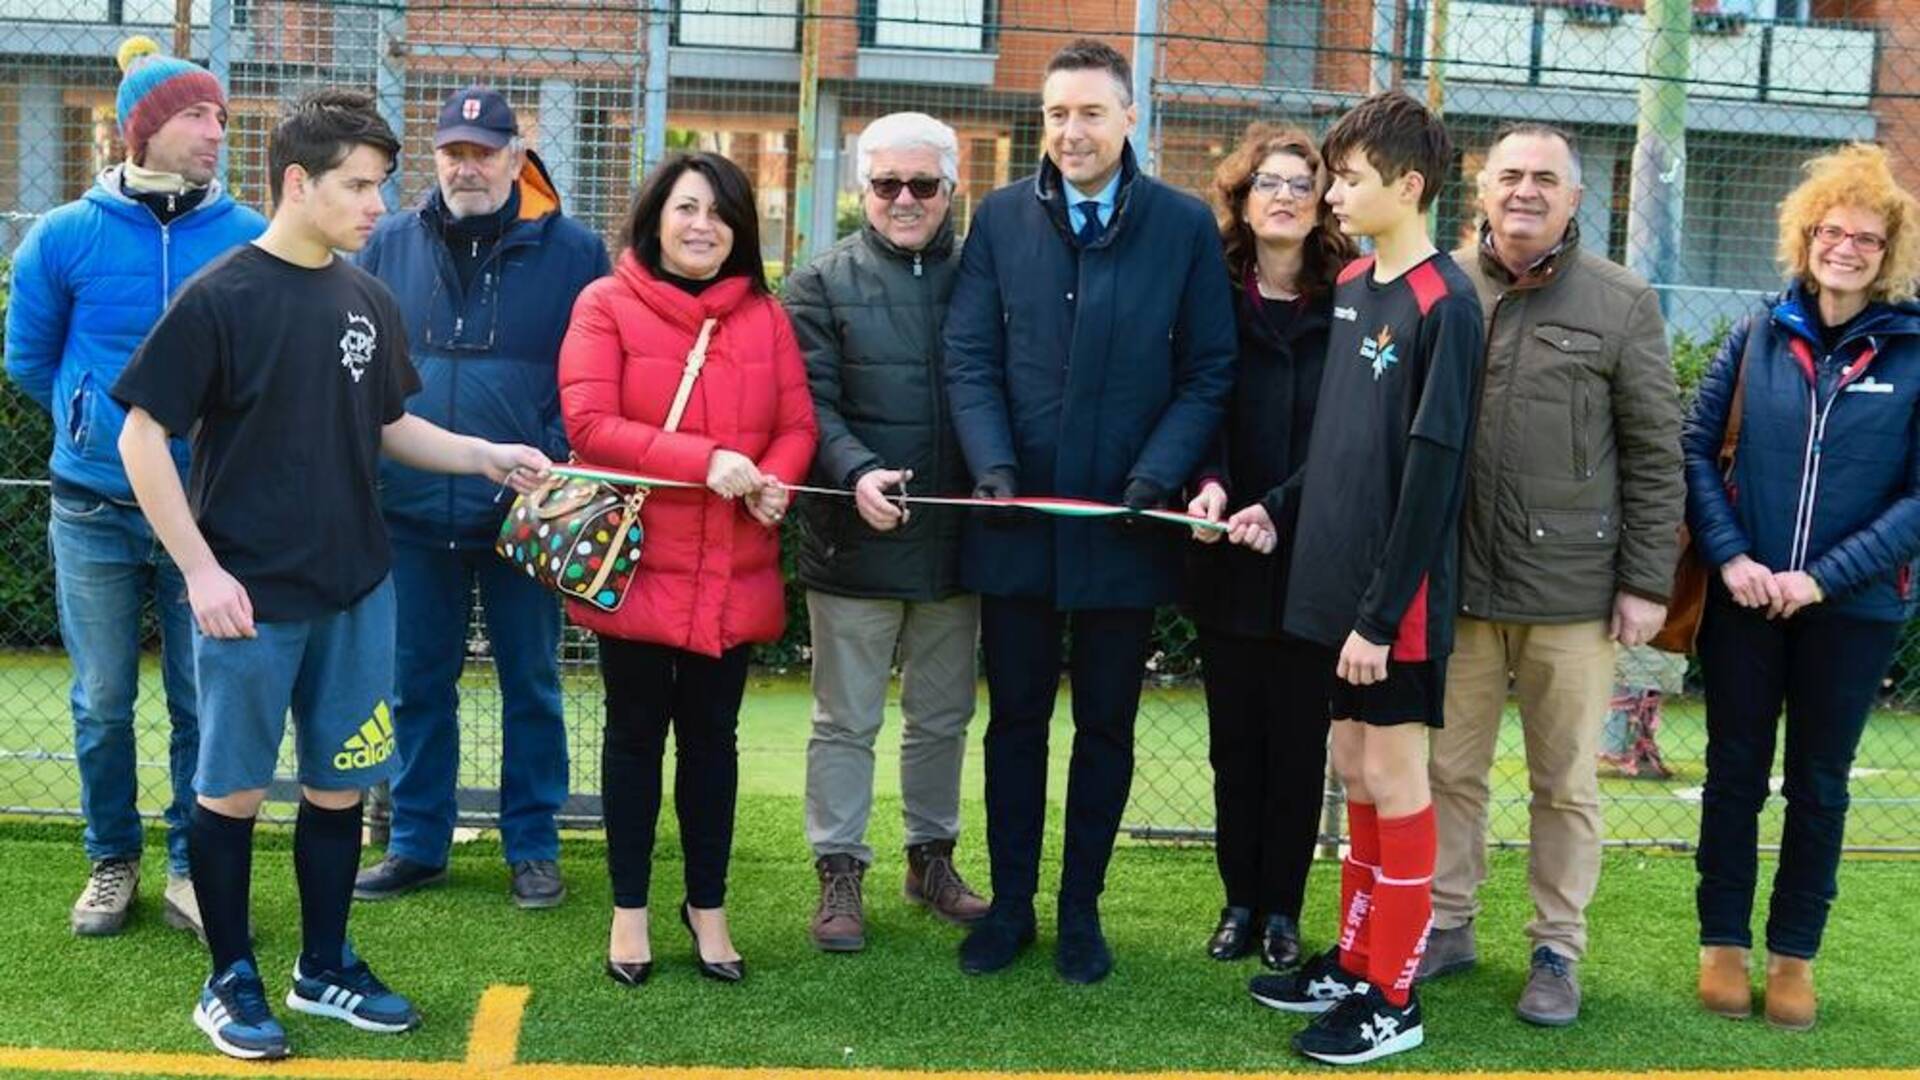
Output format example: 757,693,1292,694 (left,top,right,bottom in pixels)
1627,0,1691,296
1131,0,1158,175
